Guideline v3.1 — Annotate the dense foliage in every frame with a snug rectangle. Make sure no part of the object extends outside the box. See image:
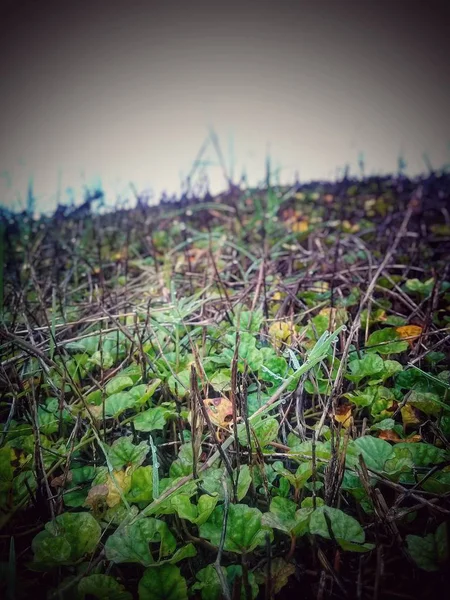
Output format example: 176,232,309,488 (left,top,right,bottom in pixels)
1,173,450,599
